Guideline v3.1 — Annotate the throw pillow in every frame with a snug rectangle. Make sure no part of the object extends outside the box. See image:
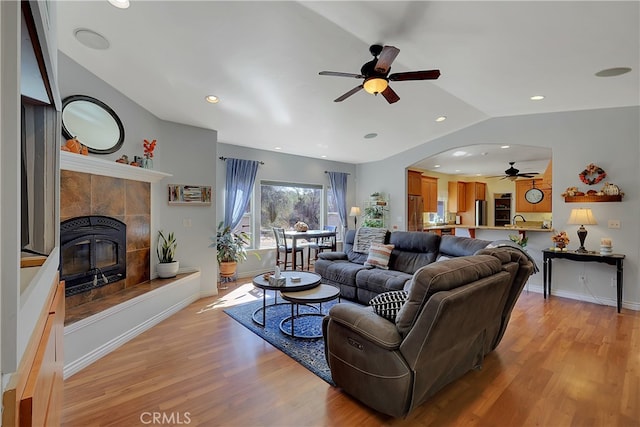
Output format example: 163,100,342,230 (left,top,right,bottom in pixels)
364,243,394,269
369,290,409,321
